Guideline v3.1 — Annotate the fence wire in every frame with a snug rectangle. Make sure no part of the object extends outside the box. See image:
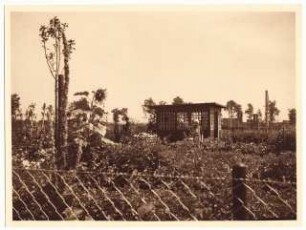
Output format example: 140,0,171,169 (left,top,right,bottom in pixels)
12,167,296,221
